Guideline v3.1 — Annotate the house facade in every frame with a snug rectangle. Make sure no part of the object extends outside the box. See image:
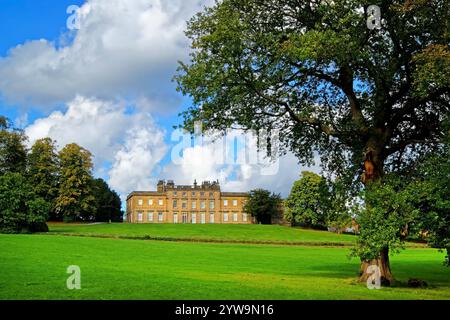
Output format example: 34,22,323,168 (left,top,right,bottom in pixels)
126,180,252,224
